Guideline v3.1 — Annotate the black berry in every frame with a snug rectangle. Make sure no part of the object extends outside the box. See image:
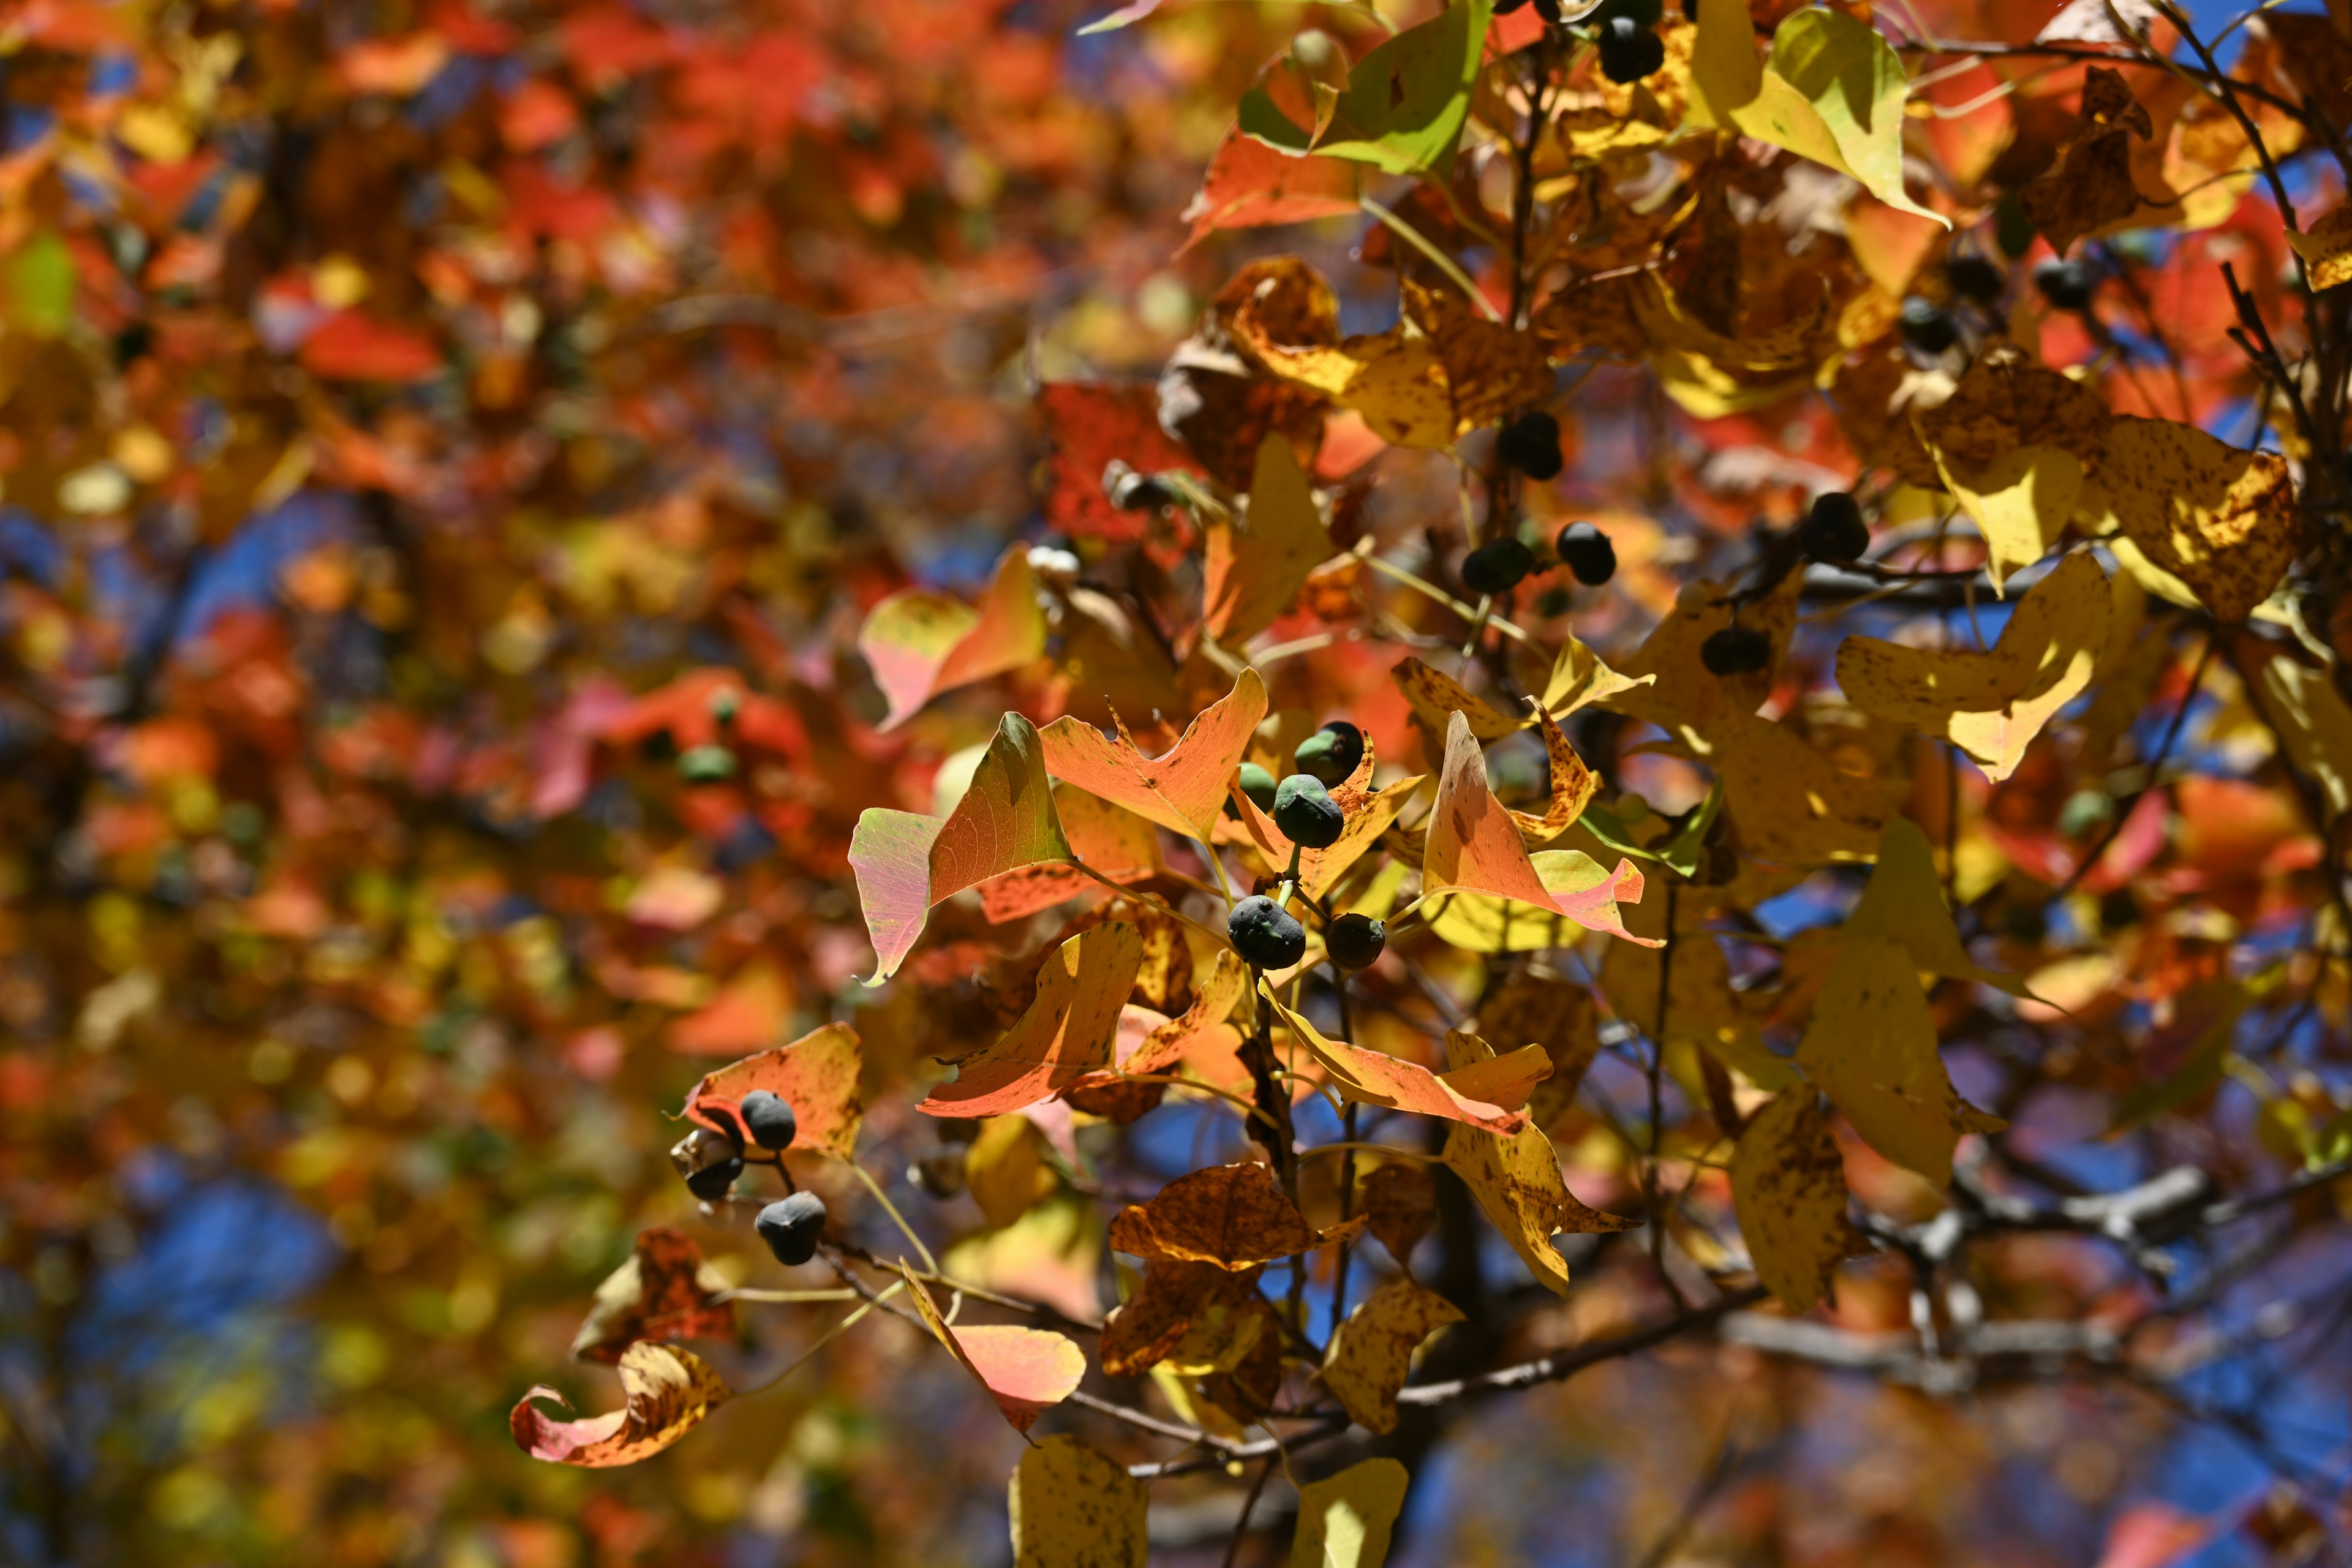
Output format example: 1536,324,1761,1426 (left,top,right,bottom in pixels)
685,1153,744,1202
1555,521,1616,586
755,1191,829,1267
1897,295,1958,355
740,1090,799,1151
1273,774,1346,850
1229,895,1307,970
2034,257,2097,312
1327,913,1388,970
1295,722,1364,787
1104,460,1174,511
1496,410,1563,480
1593,0,1664,23
1597,18,1666,83
1947,255,2005,305
1461,538,1536,597
1700,625,1771,676
1800,492,1870,563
